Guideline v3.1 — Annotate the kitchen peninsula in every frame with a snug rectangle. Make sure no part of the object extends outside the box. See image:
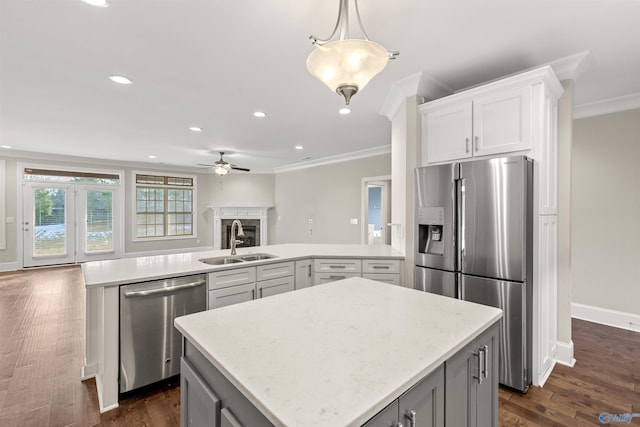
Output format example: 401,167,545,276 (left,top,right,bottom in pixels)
176,278,502,426
82,244,405,413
